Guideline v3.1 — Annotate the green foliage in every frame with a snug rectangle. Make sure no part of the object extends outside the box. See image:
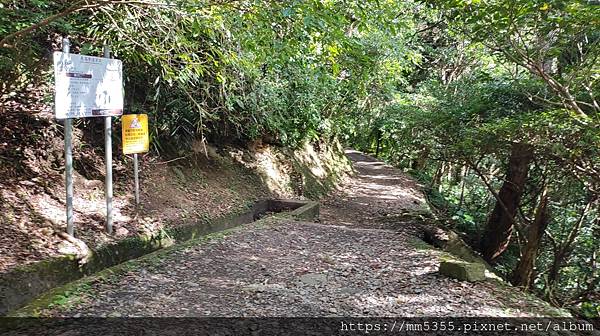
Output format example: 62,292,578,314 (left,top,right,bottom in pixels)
0,0,413,151
428,0,600,122
345,1,599,315
2,0,598,318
